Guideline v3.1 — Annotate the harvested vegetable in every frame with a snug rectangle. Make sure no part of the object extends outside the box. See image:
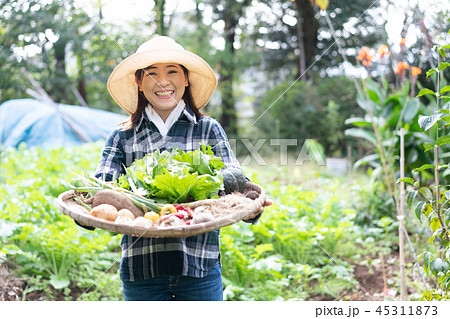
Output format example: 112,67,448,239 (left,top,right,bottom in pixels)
115,215,133,225
117,146,225,203
191,212,214,225
144,211,160,223
118,209,135,220
133,216,153,228
91,204,119,221
85,189,144,218
160,204,177,215
221,167,247,194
